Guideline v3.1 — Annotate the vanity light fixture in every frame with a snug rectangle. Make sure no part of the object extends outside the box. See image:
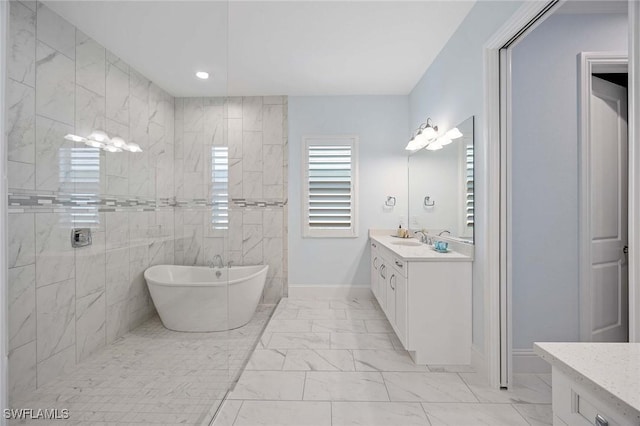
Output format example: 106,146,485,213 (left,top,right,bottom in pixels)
196,71,209,80
63,131,143,153
406,120,464,152
406,118,438,151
